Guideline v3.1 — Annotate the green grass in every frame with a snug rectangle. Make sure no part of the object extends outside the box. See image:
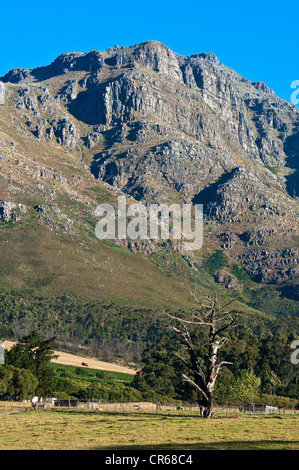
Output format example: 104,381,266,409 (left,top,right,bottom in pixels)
202,249,228,275
50,363,135,383
231,263,253,284
264,165,282,177
0,410,298,450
